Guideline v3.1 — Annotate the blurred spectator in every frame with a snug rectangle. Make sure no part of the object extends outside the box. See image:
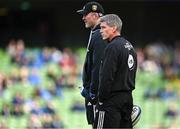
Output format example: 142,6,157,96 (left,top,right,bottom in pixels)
11,104,24,116
136,48,145,70
39,88,52,100
20,66,29,82
41,114,64,129
29,100,42,115
41,114,54,129
0,73,7,96
47,67,64,97
27,114,42,129
32,87,52,100
41,102,55,115
173,40,180,77
71,100,85,112
54,77,64,98
9,68,21,83
143,87,157,100
59,48,78,88
0,121,8,129
7,38,17,61
144,85,176,100
39,47,51,64
28,68,41,86
164,66,174,80
141,60,161,73
12,93,24,105
11,93,25,116
0,103,11,116
51,47,63,64
60,48,76,73
160,85,176,100
47,67,57,81
14,39,26,66
51,115,64,129
164,102,178,118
